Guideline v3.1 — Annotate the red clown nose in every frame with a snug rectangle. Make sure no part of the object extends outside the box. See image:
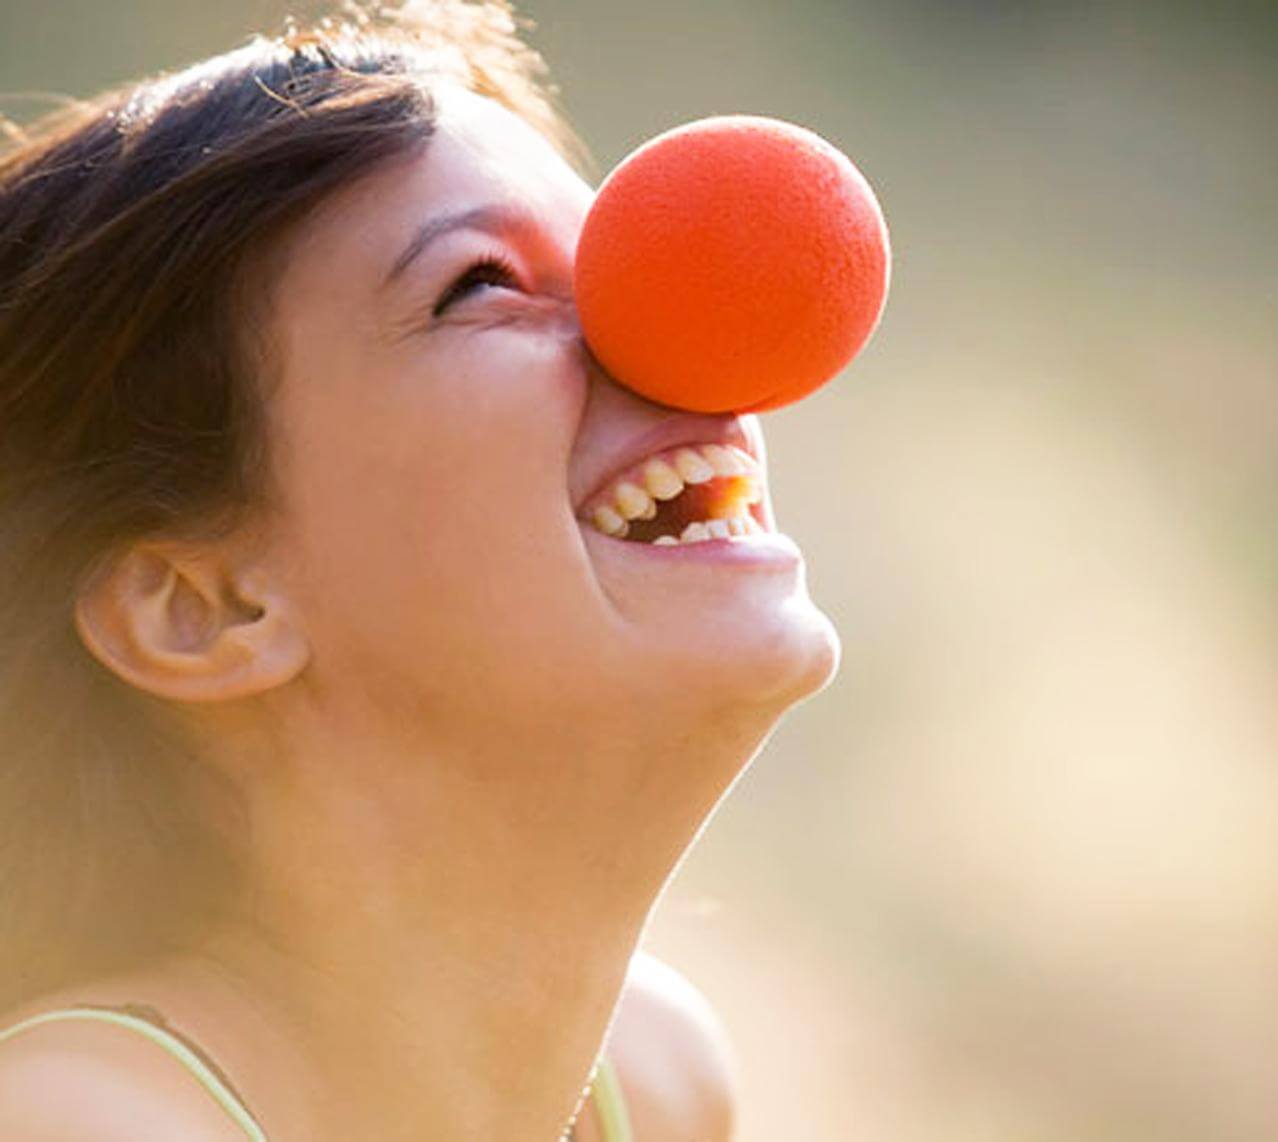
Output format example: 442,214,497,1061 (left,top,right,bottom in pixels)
574,115,890,414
